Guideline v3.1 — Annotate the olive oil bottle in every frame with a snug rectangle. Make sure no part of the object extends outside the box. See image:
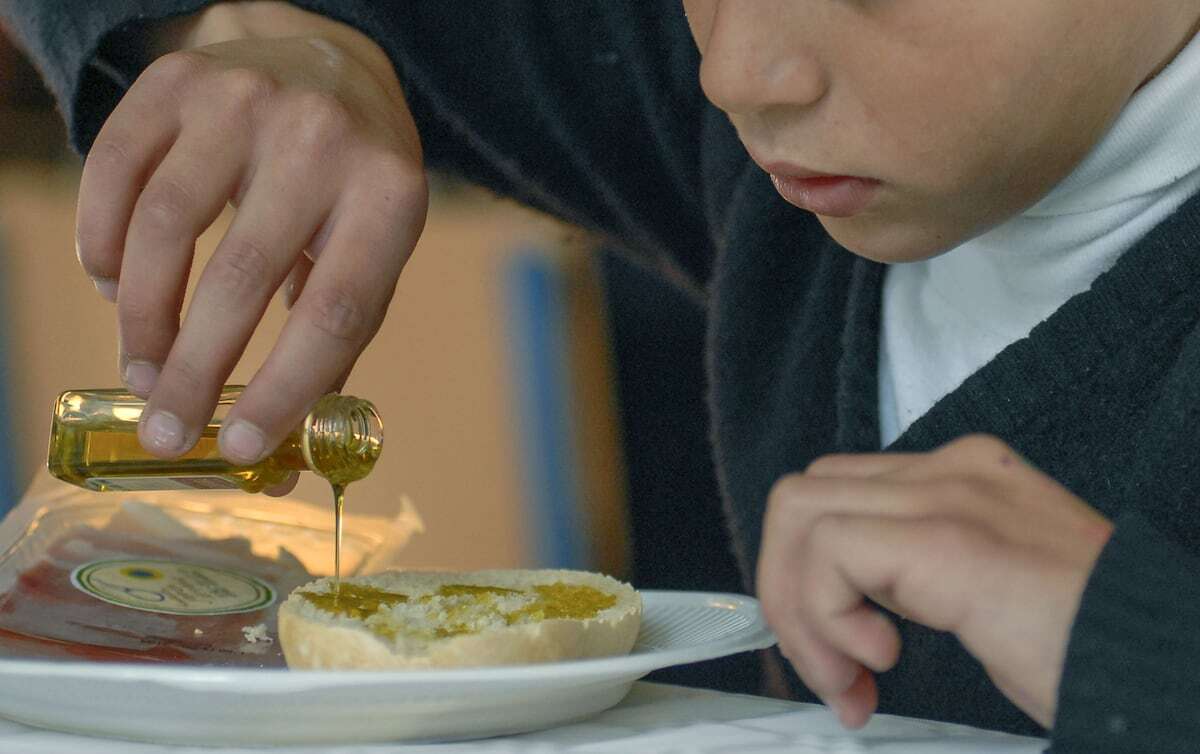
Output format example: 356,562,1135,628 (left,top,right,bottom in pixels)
48,386,383,493
48,386,383,584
